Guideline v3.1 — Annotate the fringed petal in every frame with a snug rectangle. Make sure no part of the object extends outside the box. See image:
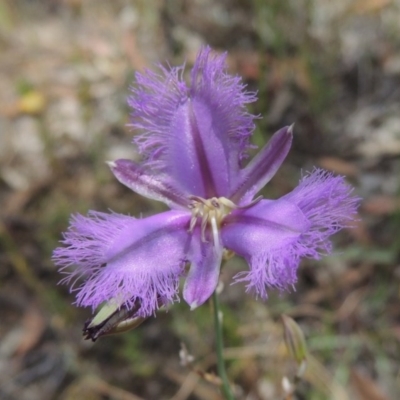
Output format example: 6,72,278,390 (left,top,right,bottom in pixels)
53,210,191,317
221,199,309,297
129,63,188,170
184,46,258,197
222,199,309,256
223,169,359,298
234,250,301,299
128,46,257,198
281,168,360,258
